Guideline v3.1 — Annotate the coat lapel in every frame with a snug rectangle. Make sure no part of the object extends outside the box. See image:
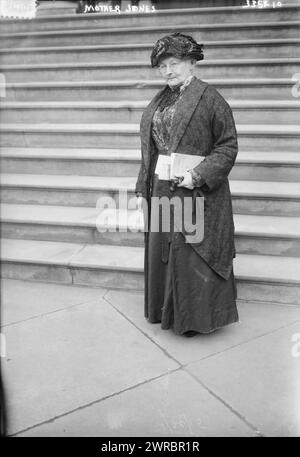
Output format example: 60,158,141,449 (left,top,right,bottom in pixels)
168,77,208,154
